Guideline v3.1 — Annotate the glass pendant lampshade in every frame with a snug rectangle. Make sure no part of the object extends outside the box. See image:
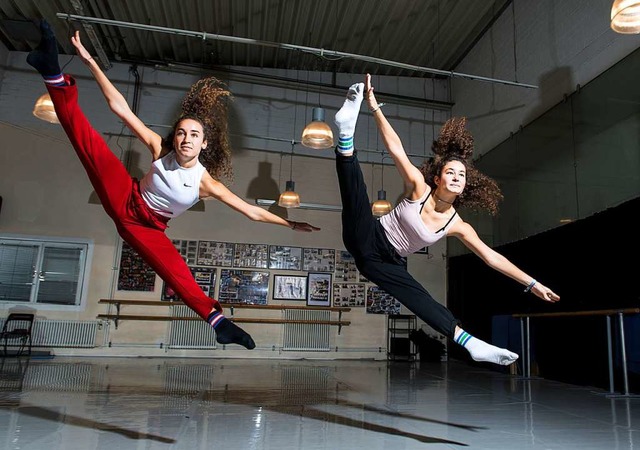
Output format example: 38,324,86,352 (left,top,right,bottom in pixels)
371,189,392,217
278,180,301,208
301,107,334,149
611,0,640,33
33,93,59,124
